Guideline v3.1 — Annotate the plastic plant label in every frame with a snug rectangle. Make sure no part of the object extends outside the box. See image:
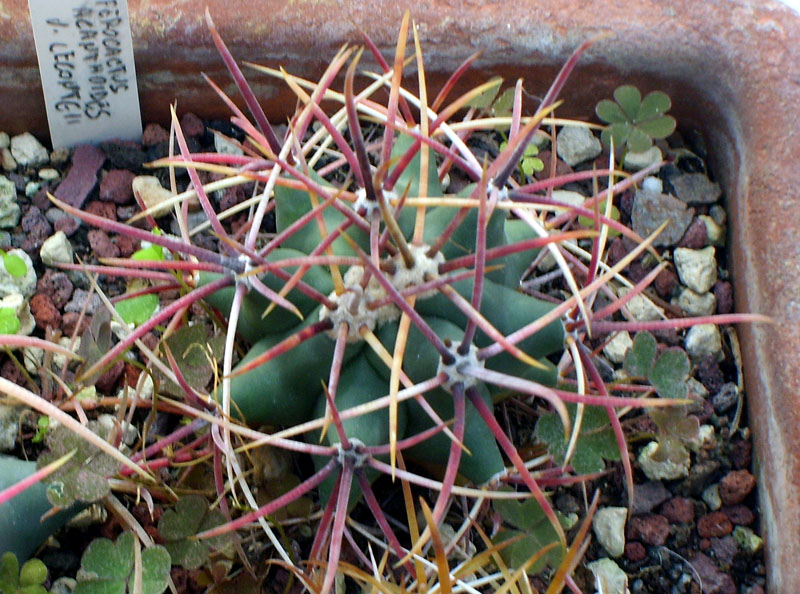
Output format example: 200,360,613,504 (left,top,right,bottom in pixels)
28,0,142,149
